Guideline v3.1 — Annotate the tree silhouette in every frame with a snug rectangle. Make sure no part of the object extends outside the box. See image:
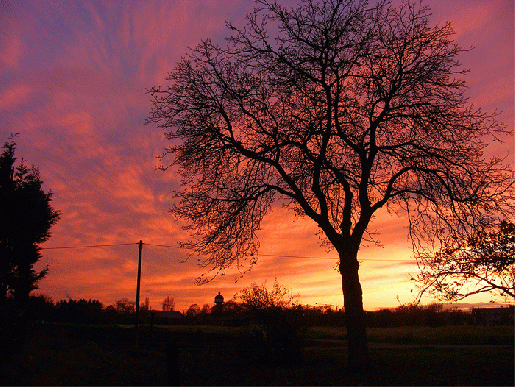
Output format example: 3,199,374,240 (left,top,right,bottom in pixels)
162,296,176,311
0,135,60,366
415,220,515,301
115,297,135,314
147,0,512,369
235,278,298,310
185,303,201,318
0,136,60,310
